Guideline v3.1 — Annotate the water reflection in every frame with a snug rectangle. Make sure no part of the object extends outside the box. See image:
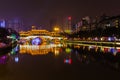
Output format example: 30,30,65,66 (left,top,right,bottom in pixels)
0,45,19,65
64,47,72,64
75,51,94,64
19,44,63,56
10,45,19,55
10,43,120,70
0,43,120,71
0,54,9,64
69,43,120,70
0,42,120,80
